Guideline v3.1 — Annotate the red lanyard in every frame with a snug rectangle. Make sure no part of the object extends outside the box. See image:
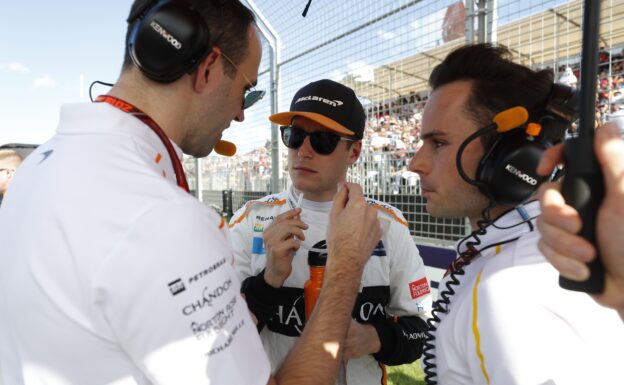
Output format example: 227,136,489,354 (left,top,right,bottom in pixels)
95,95,190,193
